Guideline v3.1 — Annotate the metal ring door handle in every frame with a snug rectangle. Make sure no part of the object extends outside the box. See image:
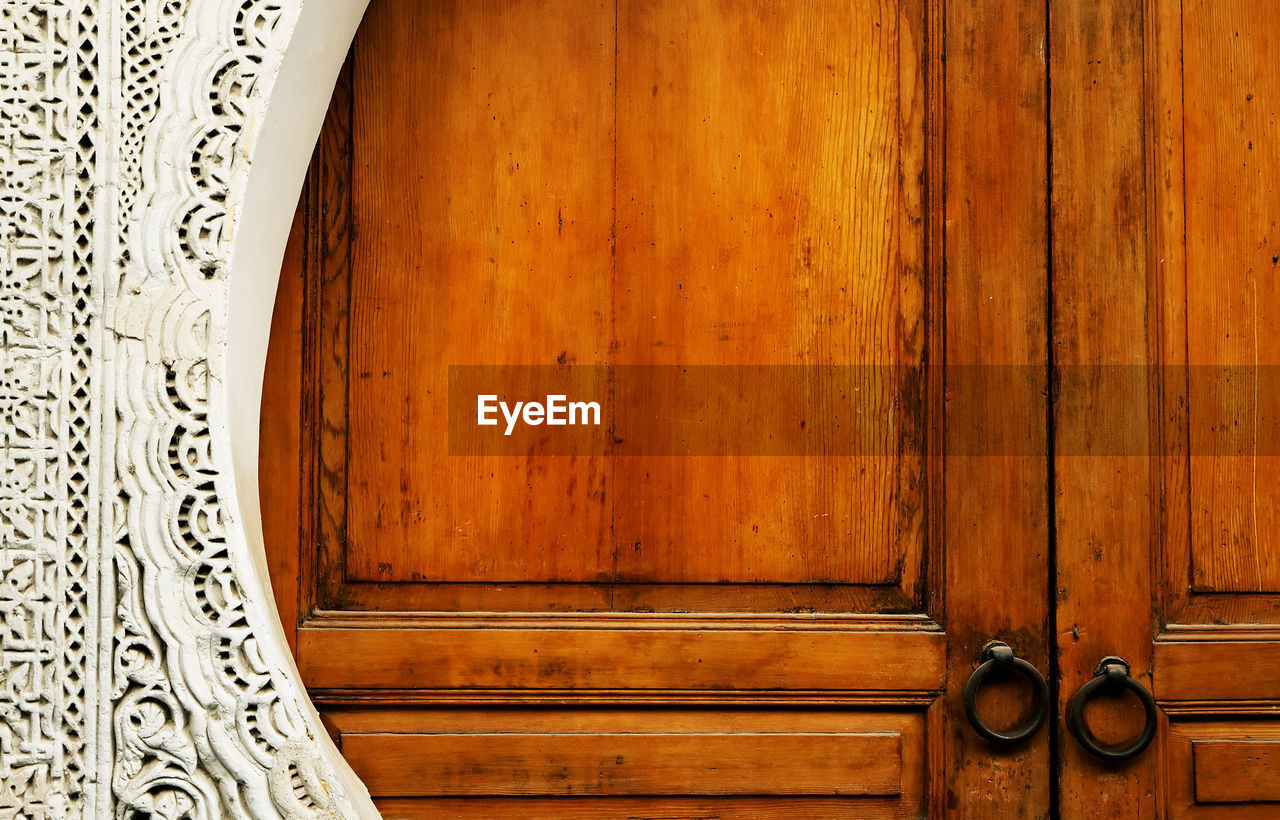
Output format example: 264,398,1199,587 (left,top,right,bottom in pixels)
1067,656,1158,762
963,640,1051,746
